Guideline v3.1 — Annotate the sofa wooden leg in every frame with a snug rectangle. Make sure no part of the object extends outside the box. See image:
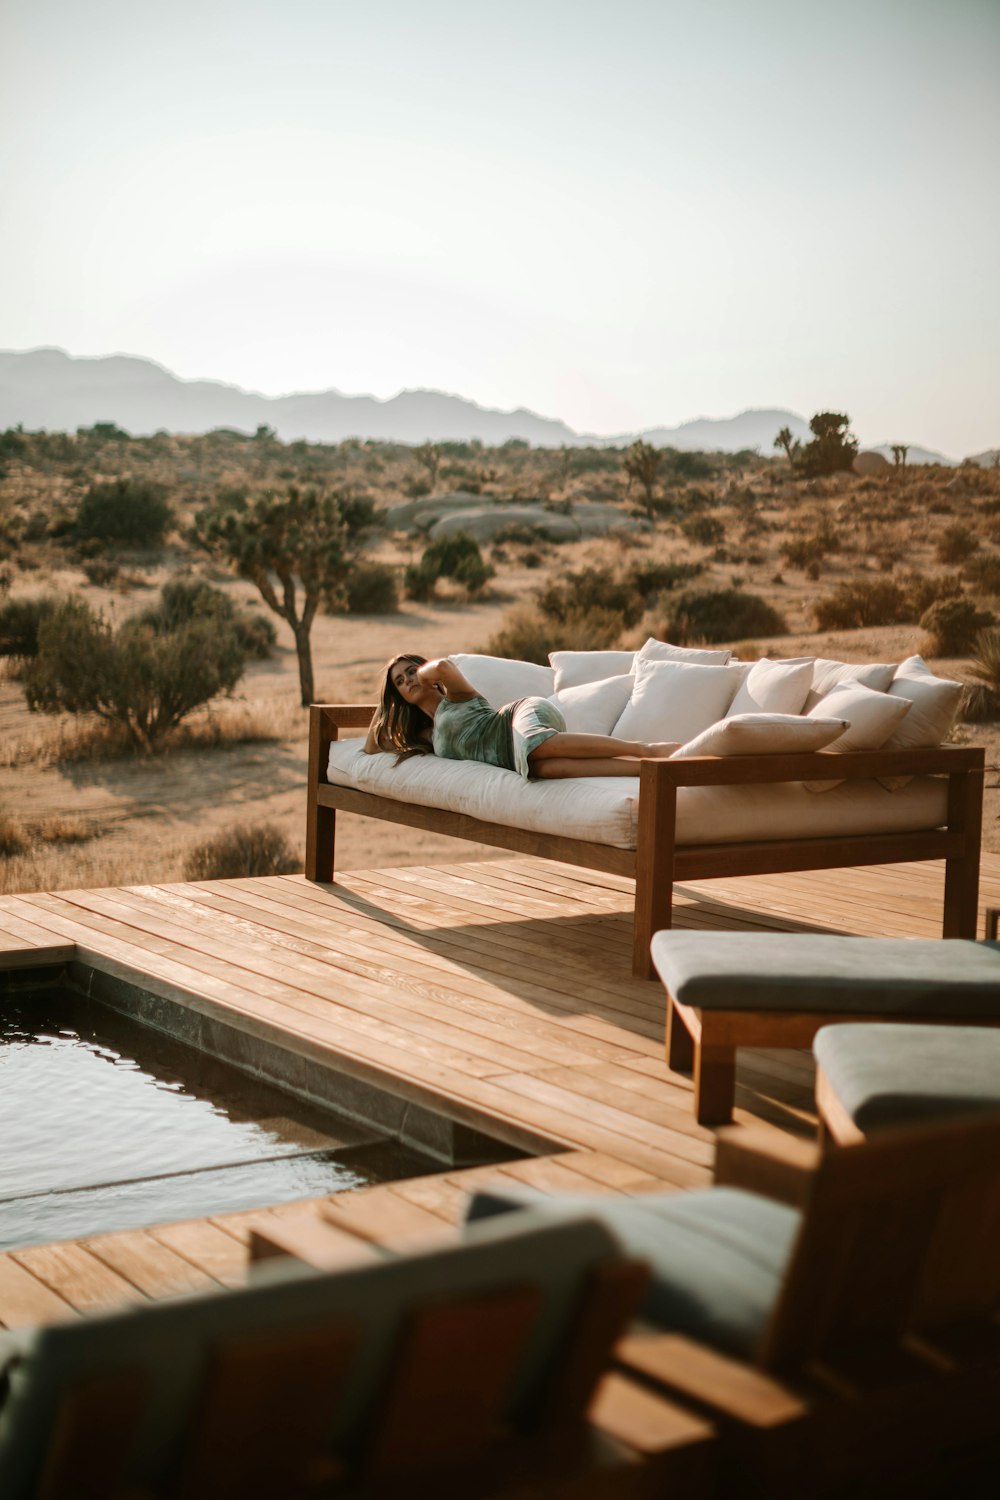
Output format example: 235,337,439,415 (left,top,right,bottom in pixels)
943,769,983,937
665,1000,695,1075
694,1044,737,1127
305,803,336,883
